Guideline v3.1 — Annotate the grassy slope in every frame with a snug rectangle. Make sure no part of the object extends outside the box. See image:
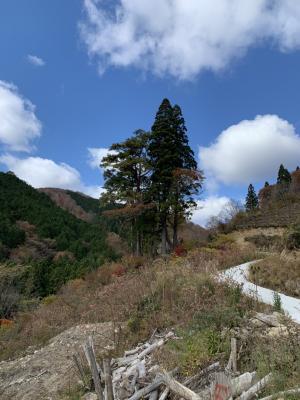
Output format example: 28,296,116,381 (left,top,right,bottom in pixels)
249,255,300,298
